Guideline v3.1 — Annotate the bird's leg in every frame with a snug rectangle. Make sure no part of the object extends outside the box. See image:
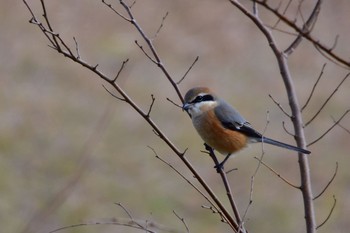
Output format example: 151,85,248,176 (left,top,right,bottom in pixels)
204,143,222,172
214,154,232,172
204,143,214,153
